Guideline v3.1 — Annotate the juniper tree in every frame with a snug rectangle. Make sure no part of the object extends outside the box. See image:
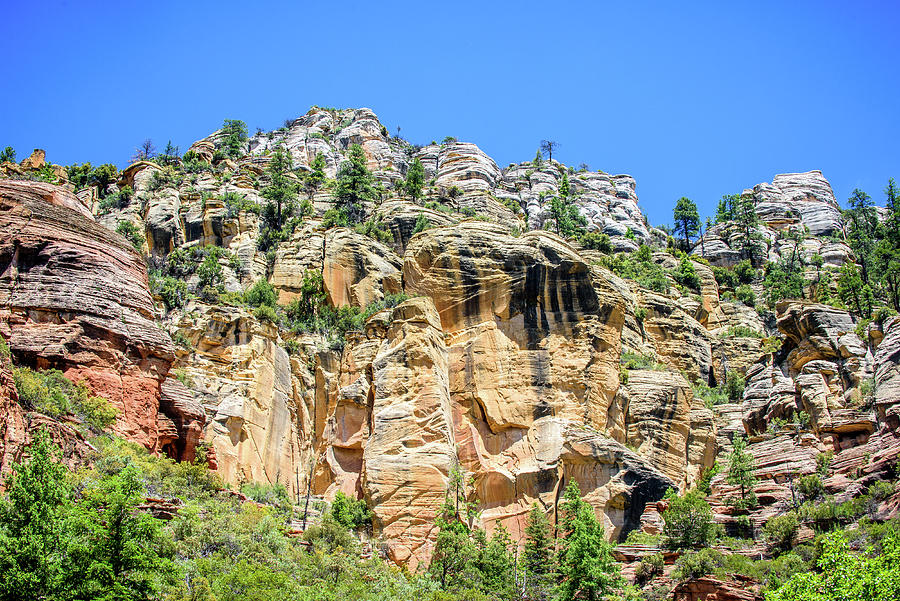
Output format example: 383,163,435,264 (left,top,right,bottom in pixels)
540,140,559,163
